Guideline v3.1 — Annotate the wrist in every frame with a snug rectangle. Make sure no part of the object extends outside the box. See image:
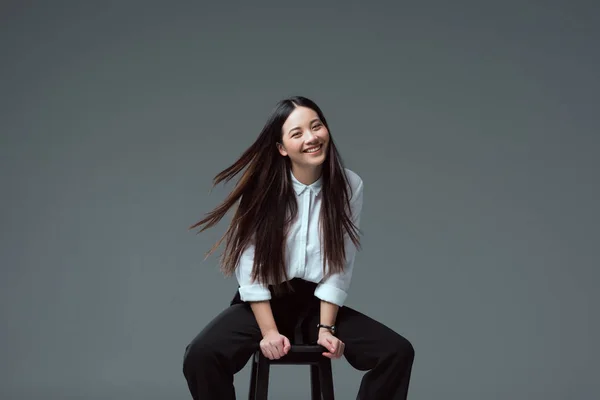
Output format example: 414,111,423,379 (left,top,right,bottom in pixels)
262,328,279,337
318,328,334,336
317,323,336,335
